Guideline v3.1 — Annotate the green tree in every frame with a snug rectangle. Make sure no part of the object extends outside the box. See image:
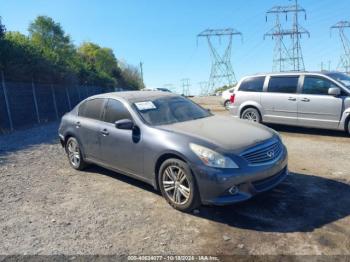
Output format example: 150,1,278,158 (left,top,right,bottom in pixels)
78,42,122,86
28,16,78,82
0,15,143,89
119,63,144,90
0,17,5,39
